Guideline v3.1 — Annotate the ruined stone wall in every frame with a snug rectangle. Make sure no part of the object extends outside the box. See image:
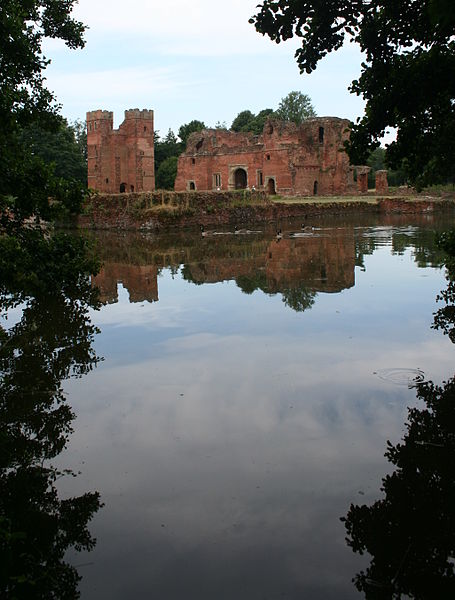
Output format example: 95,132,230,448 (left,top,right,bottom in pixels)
375,170,389,194
87,109,155,194
174,117,355,196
